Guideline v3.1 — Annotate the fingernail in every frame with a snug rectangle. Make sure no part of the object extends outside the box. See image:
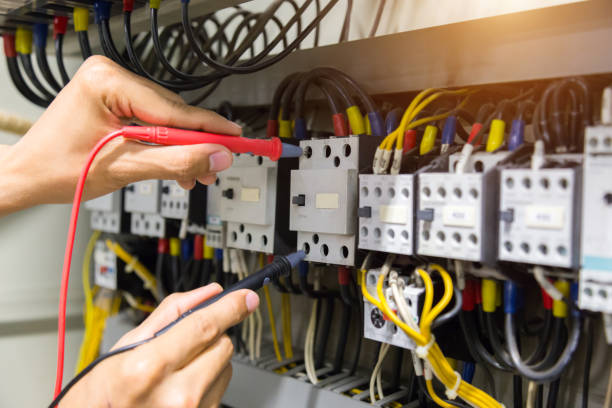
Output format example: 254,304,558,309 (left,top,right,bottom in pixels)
246,291,260,312
209,151,232,172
